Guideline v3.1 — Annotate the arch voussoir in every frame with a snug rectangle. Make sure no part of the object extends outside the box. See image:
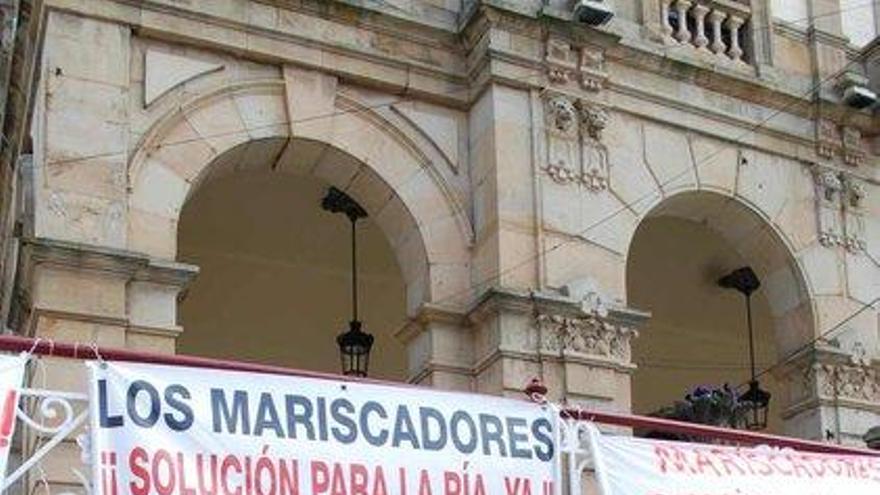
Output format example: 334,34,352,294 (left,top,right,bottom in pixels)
128,80,472,313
